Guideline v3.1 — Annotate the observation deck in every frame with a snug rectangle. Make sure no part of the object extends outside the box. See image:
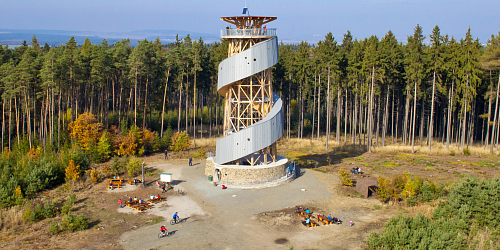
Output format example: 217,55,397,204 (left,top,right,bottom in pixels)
221,28,277,39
